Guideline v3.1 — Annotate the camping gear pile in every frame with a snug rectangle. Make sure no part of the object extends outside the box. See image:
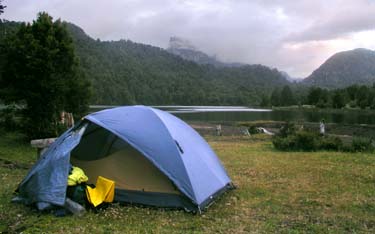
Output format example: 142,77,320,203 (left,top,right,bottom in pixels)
63,167,115,216
13,105,234,214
